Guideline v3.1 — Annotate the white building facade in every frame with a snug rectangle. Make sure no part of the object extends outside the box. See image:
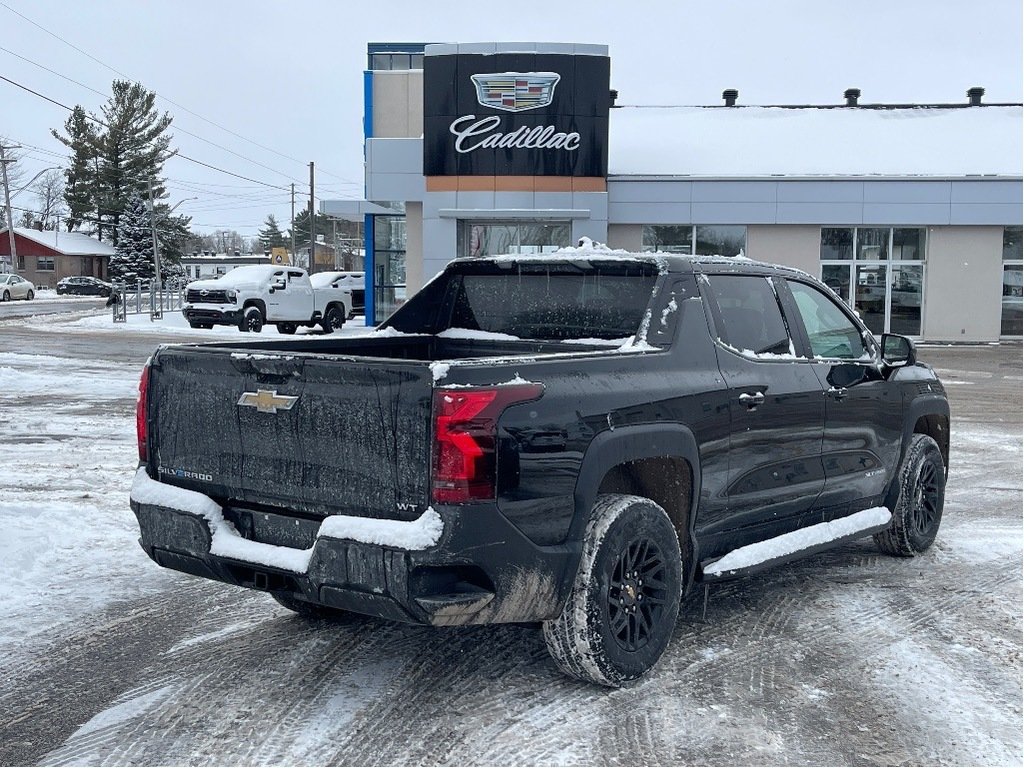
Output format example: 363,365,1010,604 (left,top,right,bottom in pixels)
323,42,1023,341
